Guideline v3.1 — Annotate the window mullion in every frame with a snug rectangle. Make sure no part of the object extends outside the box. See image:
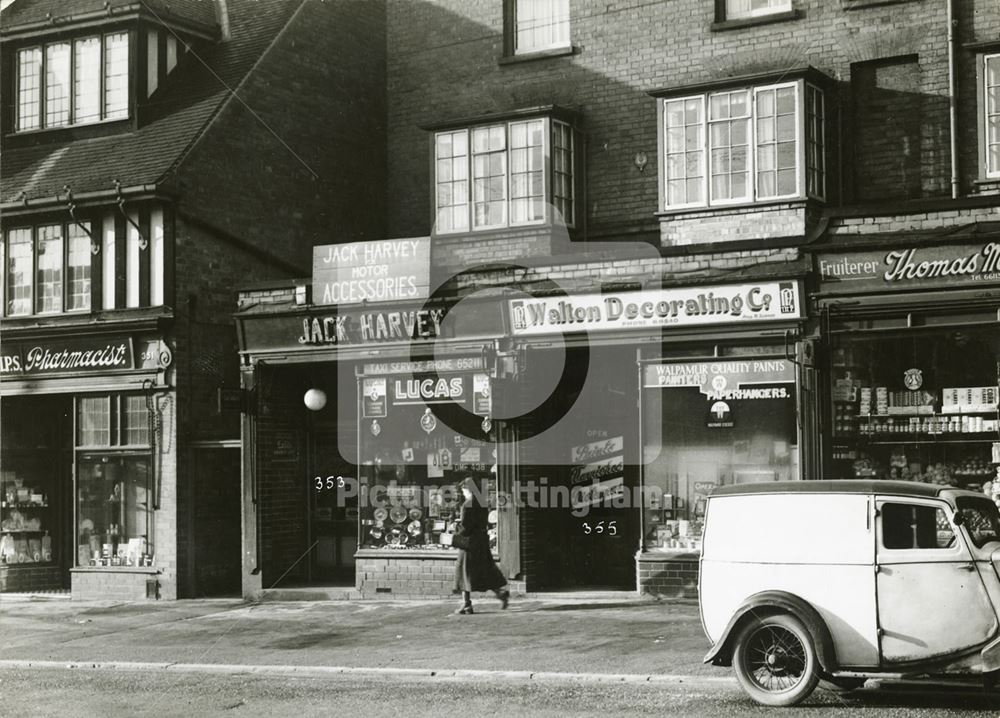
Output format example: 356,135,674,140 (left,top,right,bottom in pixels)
750,89,757,202
70,39,76,124
99,34,106,121
39,44,47,130
701,97,709,206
